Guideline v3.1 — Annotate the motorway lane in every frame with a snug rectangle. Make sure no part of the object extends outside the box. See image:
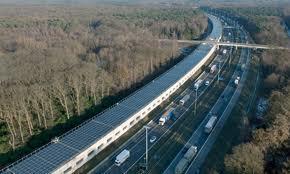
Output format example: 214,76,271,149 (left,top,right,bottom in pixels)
184,46,250,173
164,26,240,174
88,47,231,174
163,52,246,174
163,30,248,174
185,48,251,174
